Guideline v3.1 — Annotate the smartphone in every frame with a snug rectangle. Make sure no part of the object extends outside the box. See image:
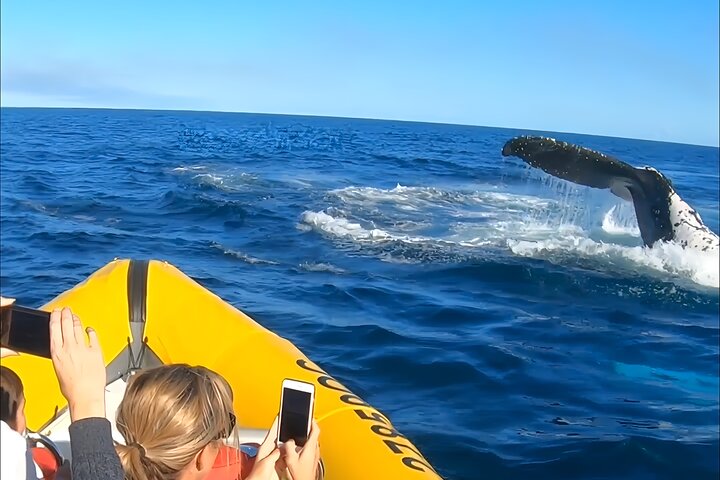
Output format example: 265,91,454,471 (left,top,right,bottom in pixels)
0,305,52,358
277,379,315,447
